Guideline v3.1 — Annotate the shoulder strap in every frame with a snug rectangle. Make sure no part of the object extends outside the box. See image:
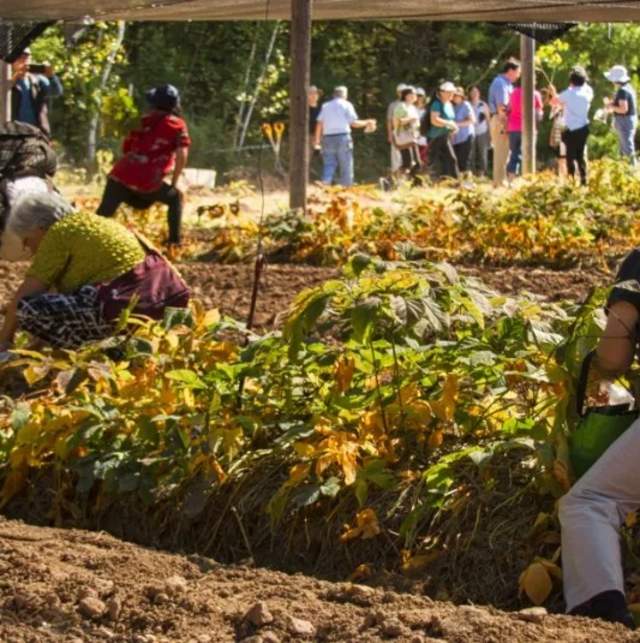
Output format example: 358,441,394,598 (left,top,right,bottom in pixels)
576,351,595,417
